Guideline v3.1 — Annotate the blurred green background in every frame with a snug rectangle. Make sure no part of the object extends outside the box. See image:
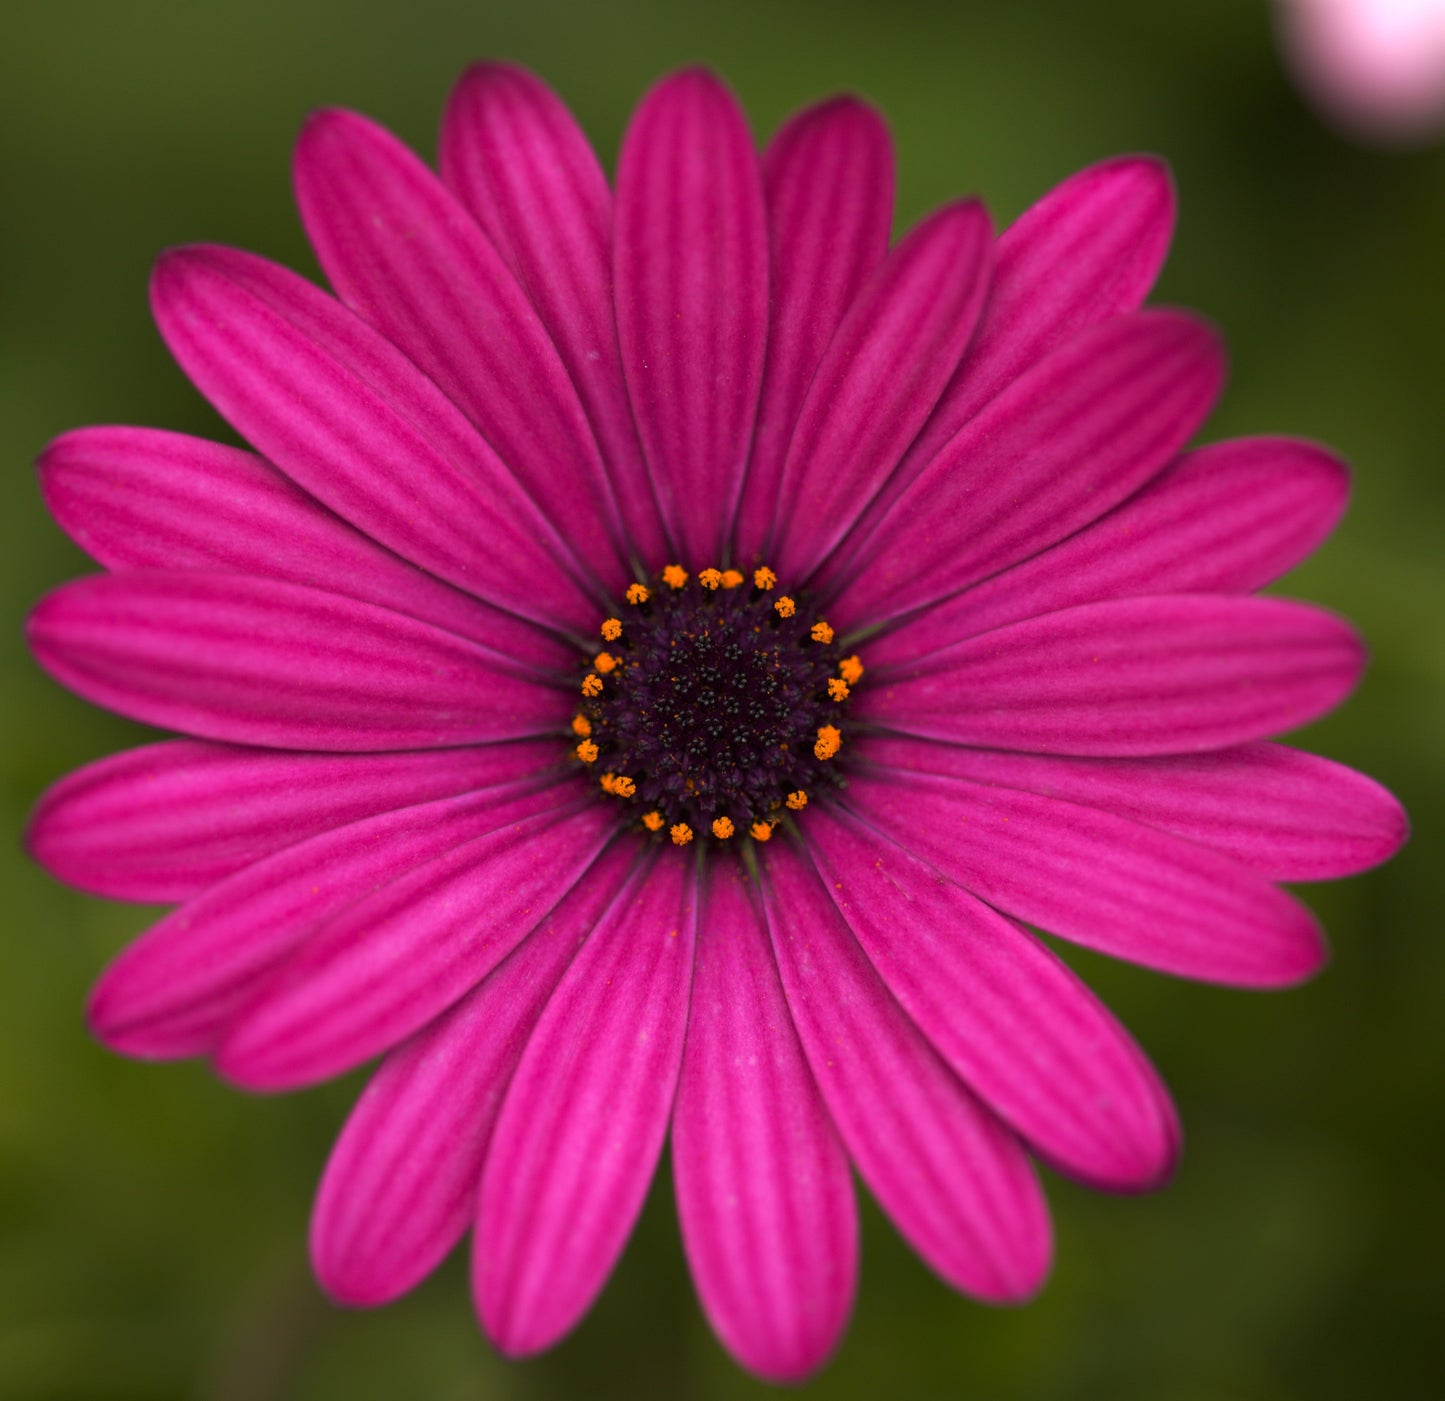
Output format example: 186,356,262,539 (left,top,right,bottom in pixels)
2,1,1441,1397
